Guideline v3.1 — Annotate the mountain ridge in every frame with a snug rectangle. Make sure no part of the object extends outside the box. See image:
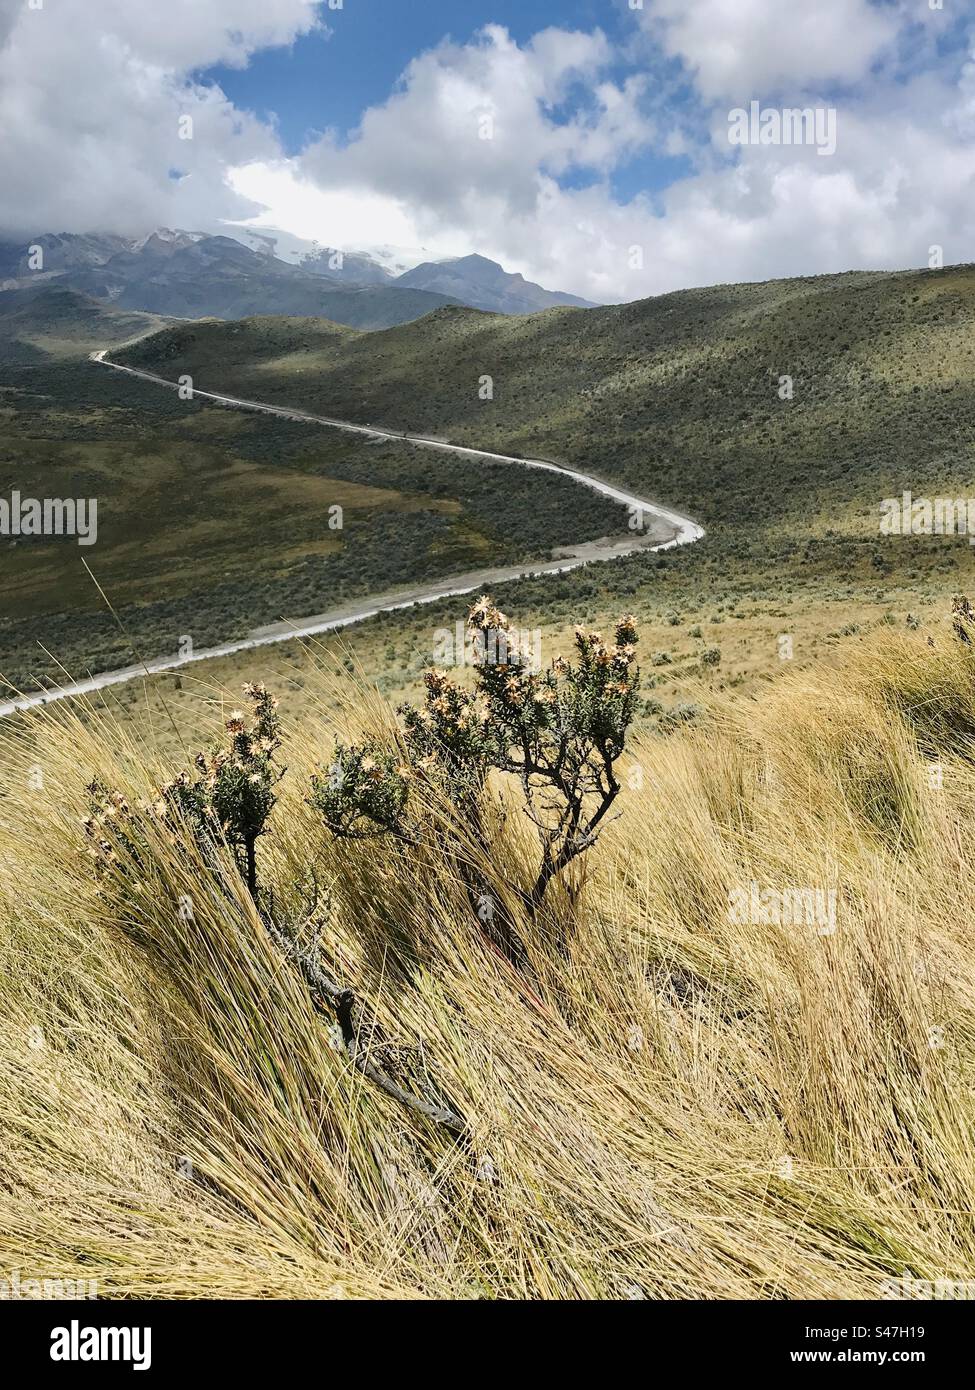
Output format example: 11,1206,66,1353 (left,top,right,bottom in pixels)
395,252,596,313
0,228,595,326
